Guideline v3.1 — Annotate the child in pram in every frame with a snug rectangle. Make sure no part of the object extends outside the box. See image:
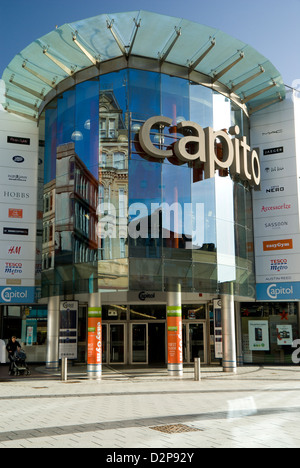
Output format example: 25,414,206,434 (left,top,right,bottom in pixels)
6,337,30,376
11,349,30,376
